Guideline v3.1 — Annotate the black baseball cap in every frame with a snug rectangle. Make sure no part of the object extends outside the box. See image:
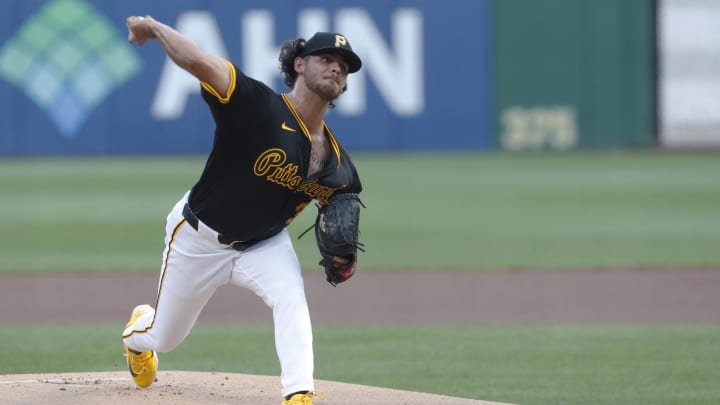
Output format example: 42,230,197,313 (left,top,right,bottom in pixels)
299,32,362,73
